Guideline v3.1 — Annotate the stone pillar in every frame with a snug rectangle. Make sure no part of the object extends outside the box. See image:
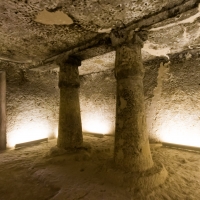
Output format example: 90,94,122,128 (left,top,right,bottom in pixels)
111,31,153,172
0,71,6,150
57,56,83,150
